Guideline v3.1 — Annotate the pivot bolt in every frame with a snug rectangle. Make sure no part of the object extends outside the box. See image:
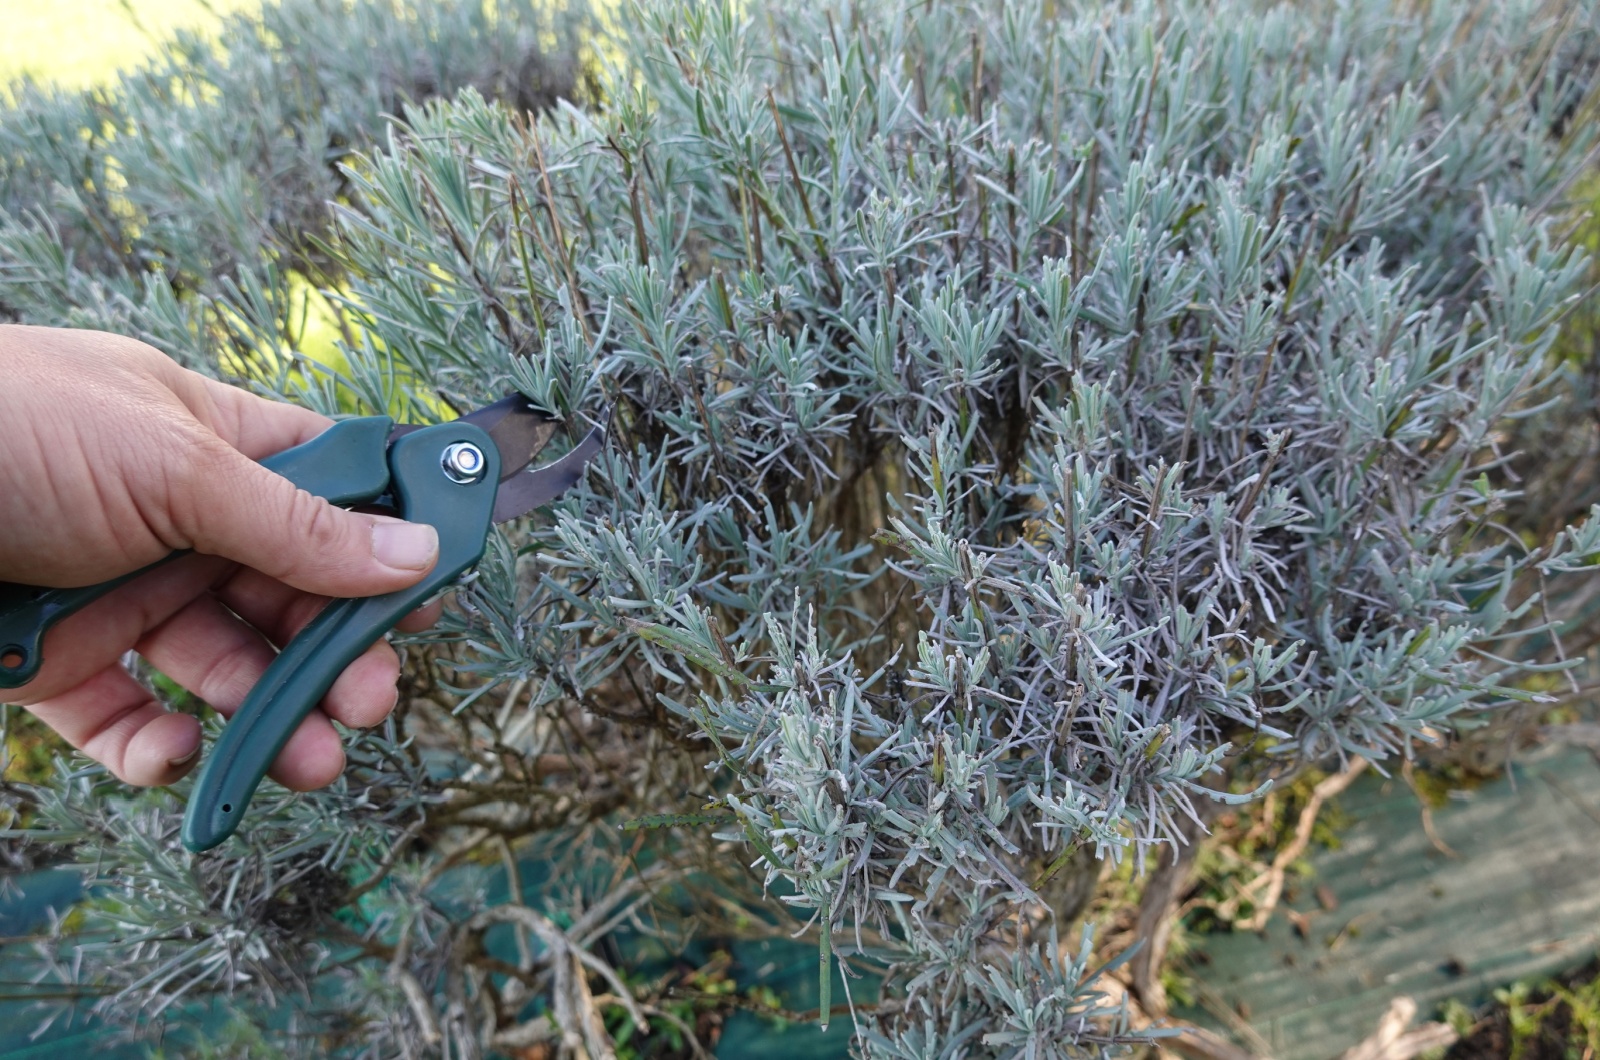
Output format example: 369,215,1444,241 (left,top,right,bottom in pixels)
441,442,487,484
